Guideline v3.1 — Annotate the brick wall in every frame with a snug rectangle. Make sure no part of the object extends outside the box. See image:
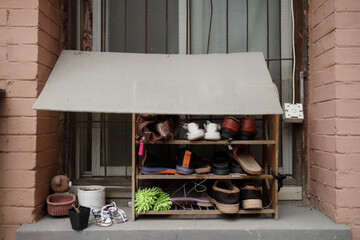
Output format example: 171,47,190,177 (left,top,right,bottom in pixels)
0,1,62,239
308,0,360,238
